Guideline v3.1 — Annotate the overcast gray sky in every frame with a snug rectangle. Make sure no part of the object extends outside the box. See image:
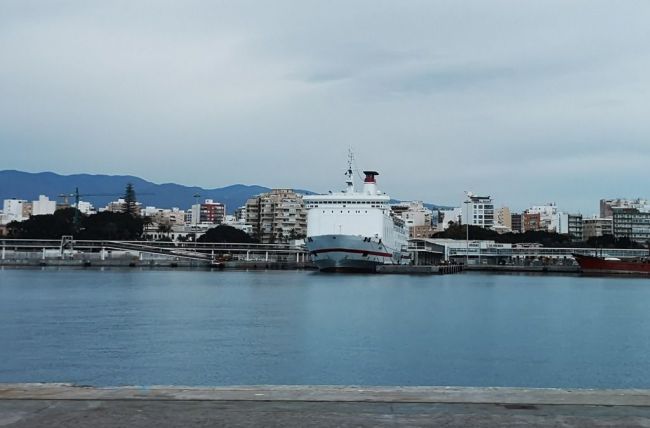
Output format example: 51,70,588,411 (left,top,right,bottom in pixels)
2,0,649,214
